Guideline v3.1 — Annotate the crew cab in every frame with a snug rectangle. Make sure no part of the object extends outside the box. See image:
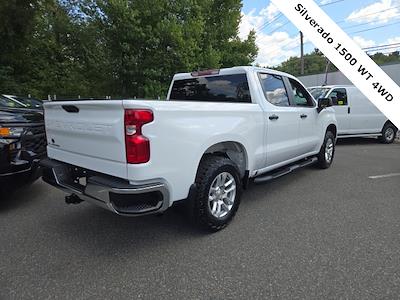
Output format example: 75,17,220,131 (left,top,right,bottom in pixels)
0,96,46,192
41,67,337,231
309,85,397,143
